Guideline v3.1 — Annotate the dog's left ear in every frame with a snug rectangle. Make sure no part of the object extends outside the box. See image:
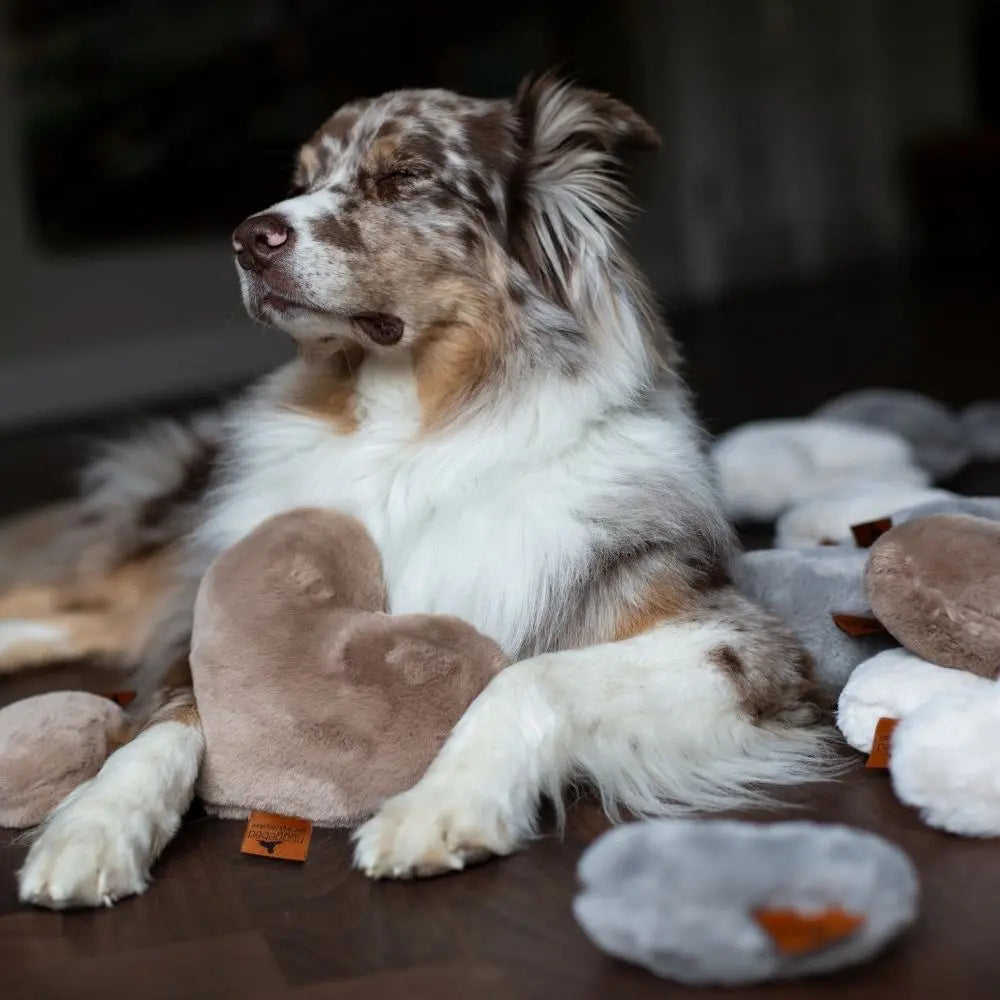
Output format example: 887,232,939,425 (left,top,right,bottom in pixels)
508,74,658,310
513,73,660,158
